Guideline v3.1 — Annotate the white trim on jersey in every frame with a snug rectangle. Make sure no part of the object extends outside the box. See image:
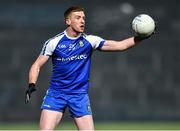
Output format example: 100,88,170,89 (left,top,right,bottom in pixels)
84,35,105,49
40,31,106,56
40,32,65,56
64,30,82,40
